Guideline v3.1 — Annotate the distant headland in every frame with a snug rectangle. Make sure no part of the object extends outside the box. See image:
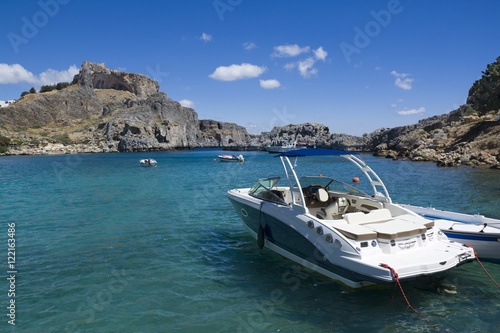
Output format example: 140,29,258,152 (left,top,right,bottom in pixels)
0,59,499,168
